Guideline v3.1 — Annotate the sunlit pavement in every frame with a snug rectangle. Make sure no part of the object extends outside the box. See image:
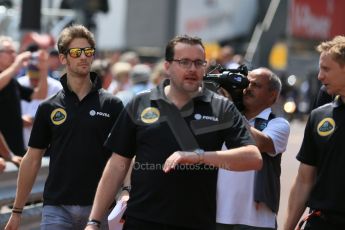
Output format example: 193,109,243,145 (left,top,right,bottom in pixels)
277,119,307,229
